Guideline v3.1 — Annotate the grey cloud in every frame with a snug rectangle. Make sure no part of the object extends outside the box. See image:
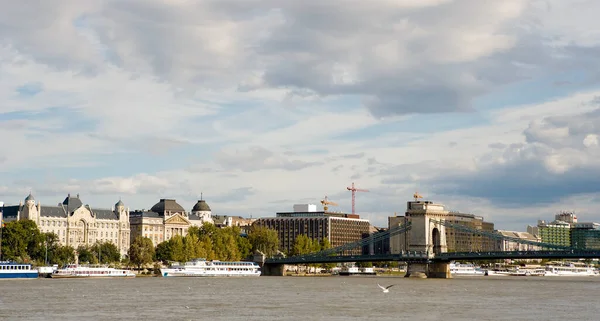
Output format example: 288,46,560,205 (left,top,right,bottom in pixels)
430,107,600,206
211,187,256,203
488,143,506,149
4,1,600,118
215,146,322,172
